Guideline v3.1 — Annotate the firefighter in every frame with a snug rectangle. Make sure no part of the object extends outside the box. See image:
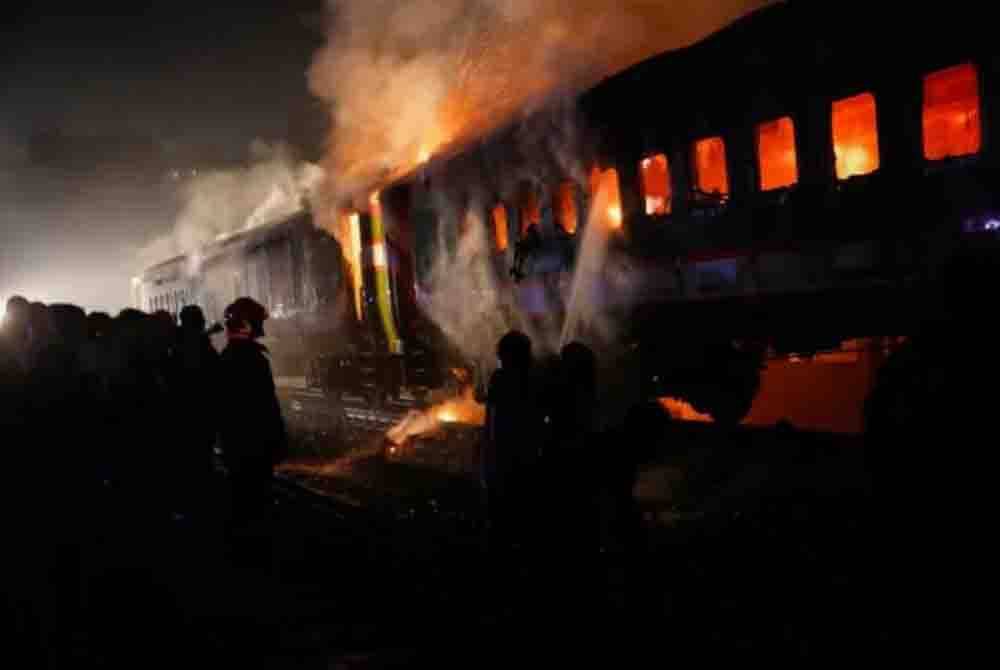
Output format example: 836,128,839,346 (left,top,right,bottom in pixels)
218,297,287,523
